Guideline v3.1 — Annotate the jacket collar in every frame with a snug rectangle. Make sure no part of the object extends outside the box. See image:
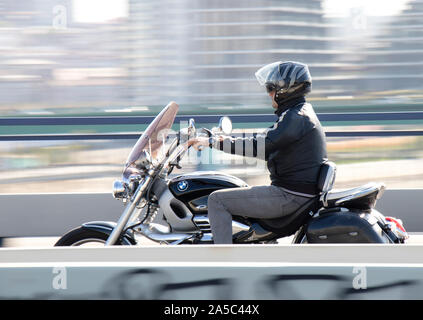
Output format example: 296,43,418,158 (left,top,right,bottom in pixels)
274,96,306,117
